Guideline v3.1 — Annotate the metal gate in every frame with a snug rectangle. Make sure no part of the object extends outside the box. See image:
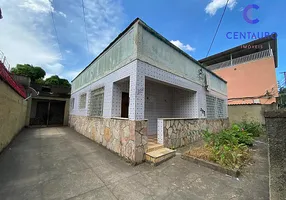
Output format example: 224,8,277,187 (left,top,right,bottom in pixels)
30,100,66,126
